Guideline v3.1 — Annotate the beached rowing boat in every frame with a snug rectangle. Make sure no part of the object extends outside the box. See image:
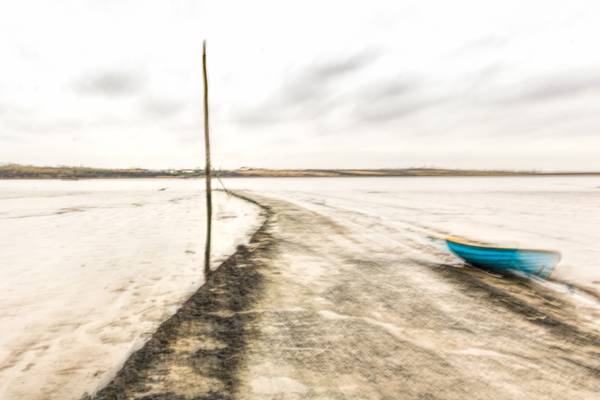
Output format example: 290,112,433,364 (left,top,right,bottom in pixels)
445,236,561,279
